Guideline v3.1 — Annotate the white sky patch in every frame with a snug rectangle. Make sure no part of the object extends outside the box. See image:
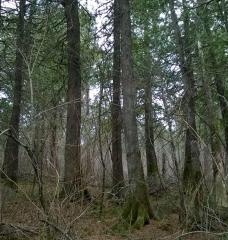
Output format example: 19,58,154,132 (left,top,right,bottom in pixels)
81,0,98,12
170,64,180,72
81,0,112,49
175,8,181,17
2,0,17,11
80,0,112,102
0,91,7,99
89,84,100,102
